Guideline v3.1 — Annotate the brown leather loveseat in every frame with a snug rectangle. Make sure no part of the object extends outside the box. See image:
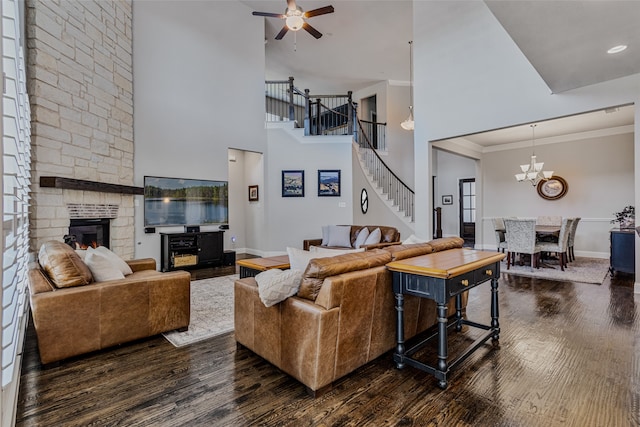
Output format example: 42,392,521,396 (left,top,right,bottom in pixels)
302,225,401,251
28,240,191,364
234,237,466,395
